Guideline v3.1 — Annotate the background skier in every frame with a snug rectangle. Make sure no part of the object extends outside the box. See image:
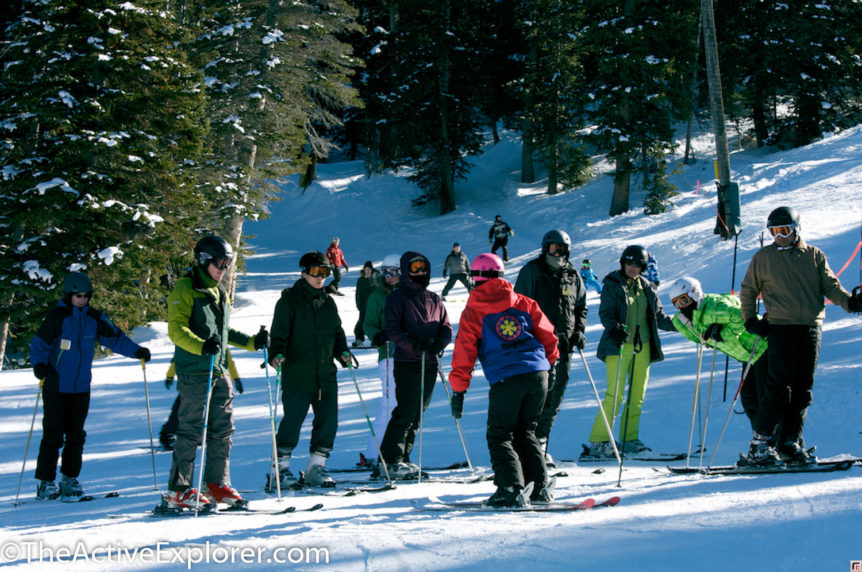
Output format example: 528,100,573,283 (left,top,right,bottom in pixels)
441,242,472,301
488,215,514,262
